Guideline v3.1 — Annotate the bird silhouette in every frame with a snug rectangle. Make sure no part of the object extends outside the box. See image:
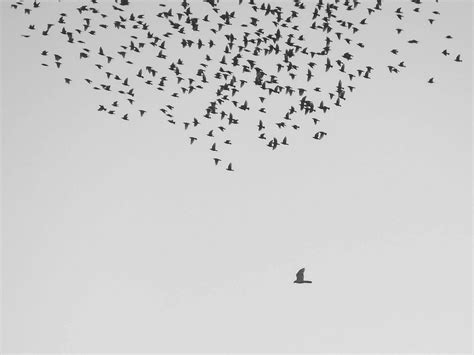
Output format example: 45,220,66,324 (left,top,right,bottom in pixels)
294,268,312,284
